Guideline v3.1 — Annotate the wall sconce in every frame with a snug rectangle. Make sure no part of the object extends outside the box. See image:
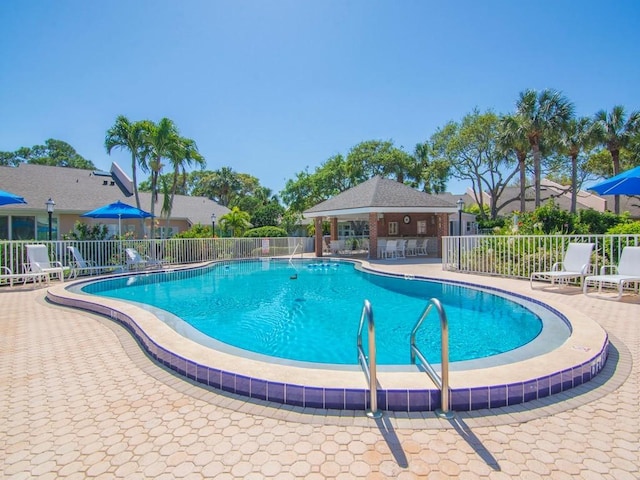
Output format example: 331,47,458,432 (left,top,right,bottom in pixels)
377,213,384,221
